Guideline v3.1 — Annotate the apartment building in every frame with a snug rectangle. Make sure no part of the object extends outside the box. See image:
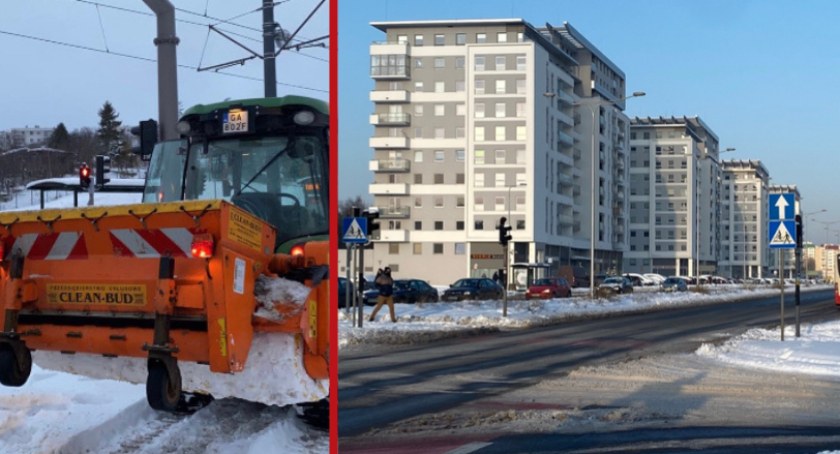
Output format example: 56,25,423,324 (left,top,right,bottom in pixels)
718,160,770,279
0,126,54,149
625,116,722,277
367,19,631,286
